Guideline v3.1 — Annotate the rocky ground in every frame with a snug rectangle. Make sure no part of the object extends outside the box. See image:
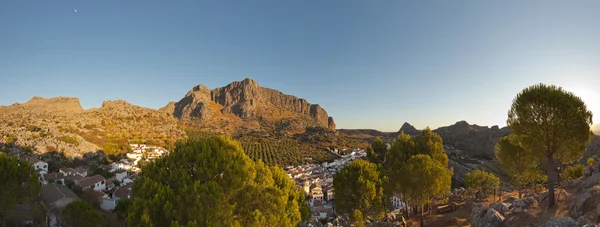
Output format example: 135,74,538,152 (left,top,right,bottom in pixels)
402,155,600,227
